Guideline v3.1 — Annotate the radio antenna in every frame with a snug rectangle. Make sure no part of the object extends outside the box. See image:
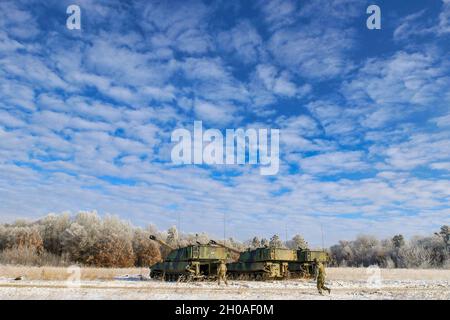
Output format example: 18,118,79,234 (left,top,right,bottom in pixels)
285,224,288,243
223,212,226,244
321,223,325,250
